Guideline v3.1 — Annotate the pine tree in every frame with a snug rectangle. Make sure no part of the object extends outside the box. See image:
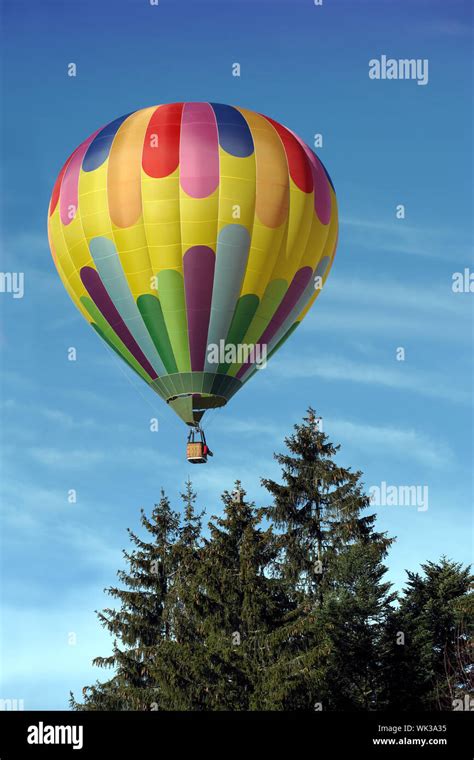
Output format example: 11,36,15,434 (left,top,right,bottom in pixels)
262,409,391,597
148,480,210,710
71,491,180,710
381,557,473,710
317,541,396,710
163,479,204,645
194,482,284,710
259,408,394,709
